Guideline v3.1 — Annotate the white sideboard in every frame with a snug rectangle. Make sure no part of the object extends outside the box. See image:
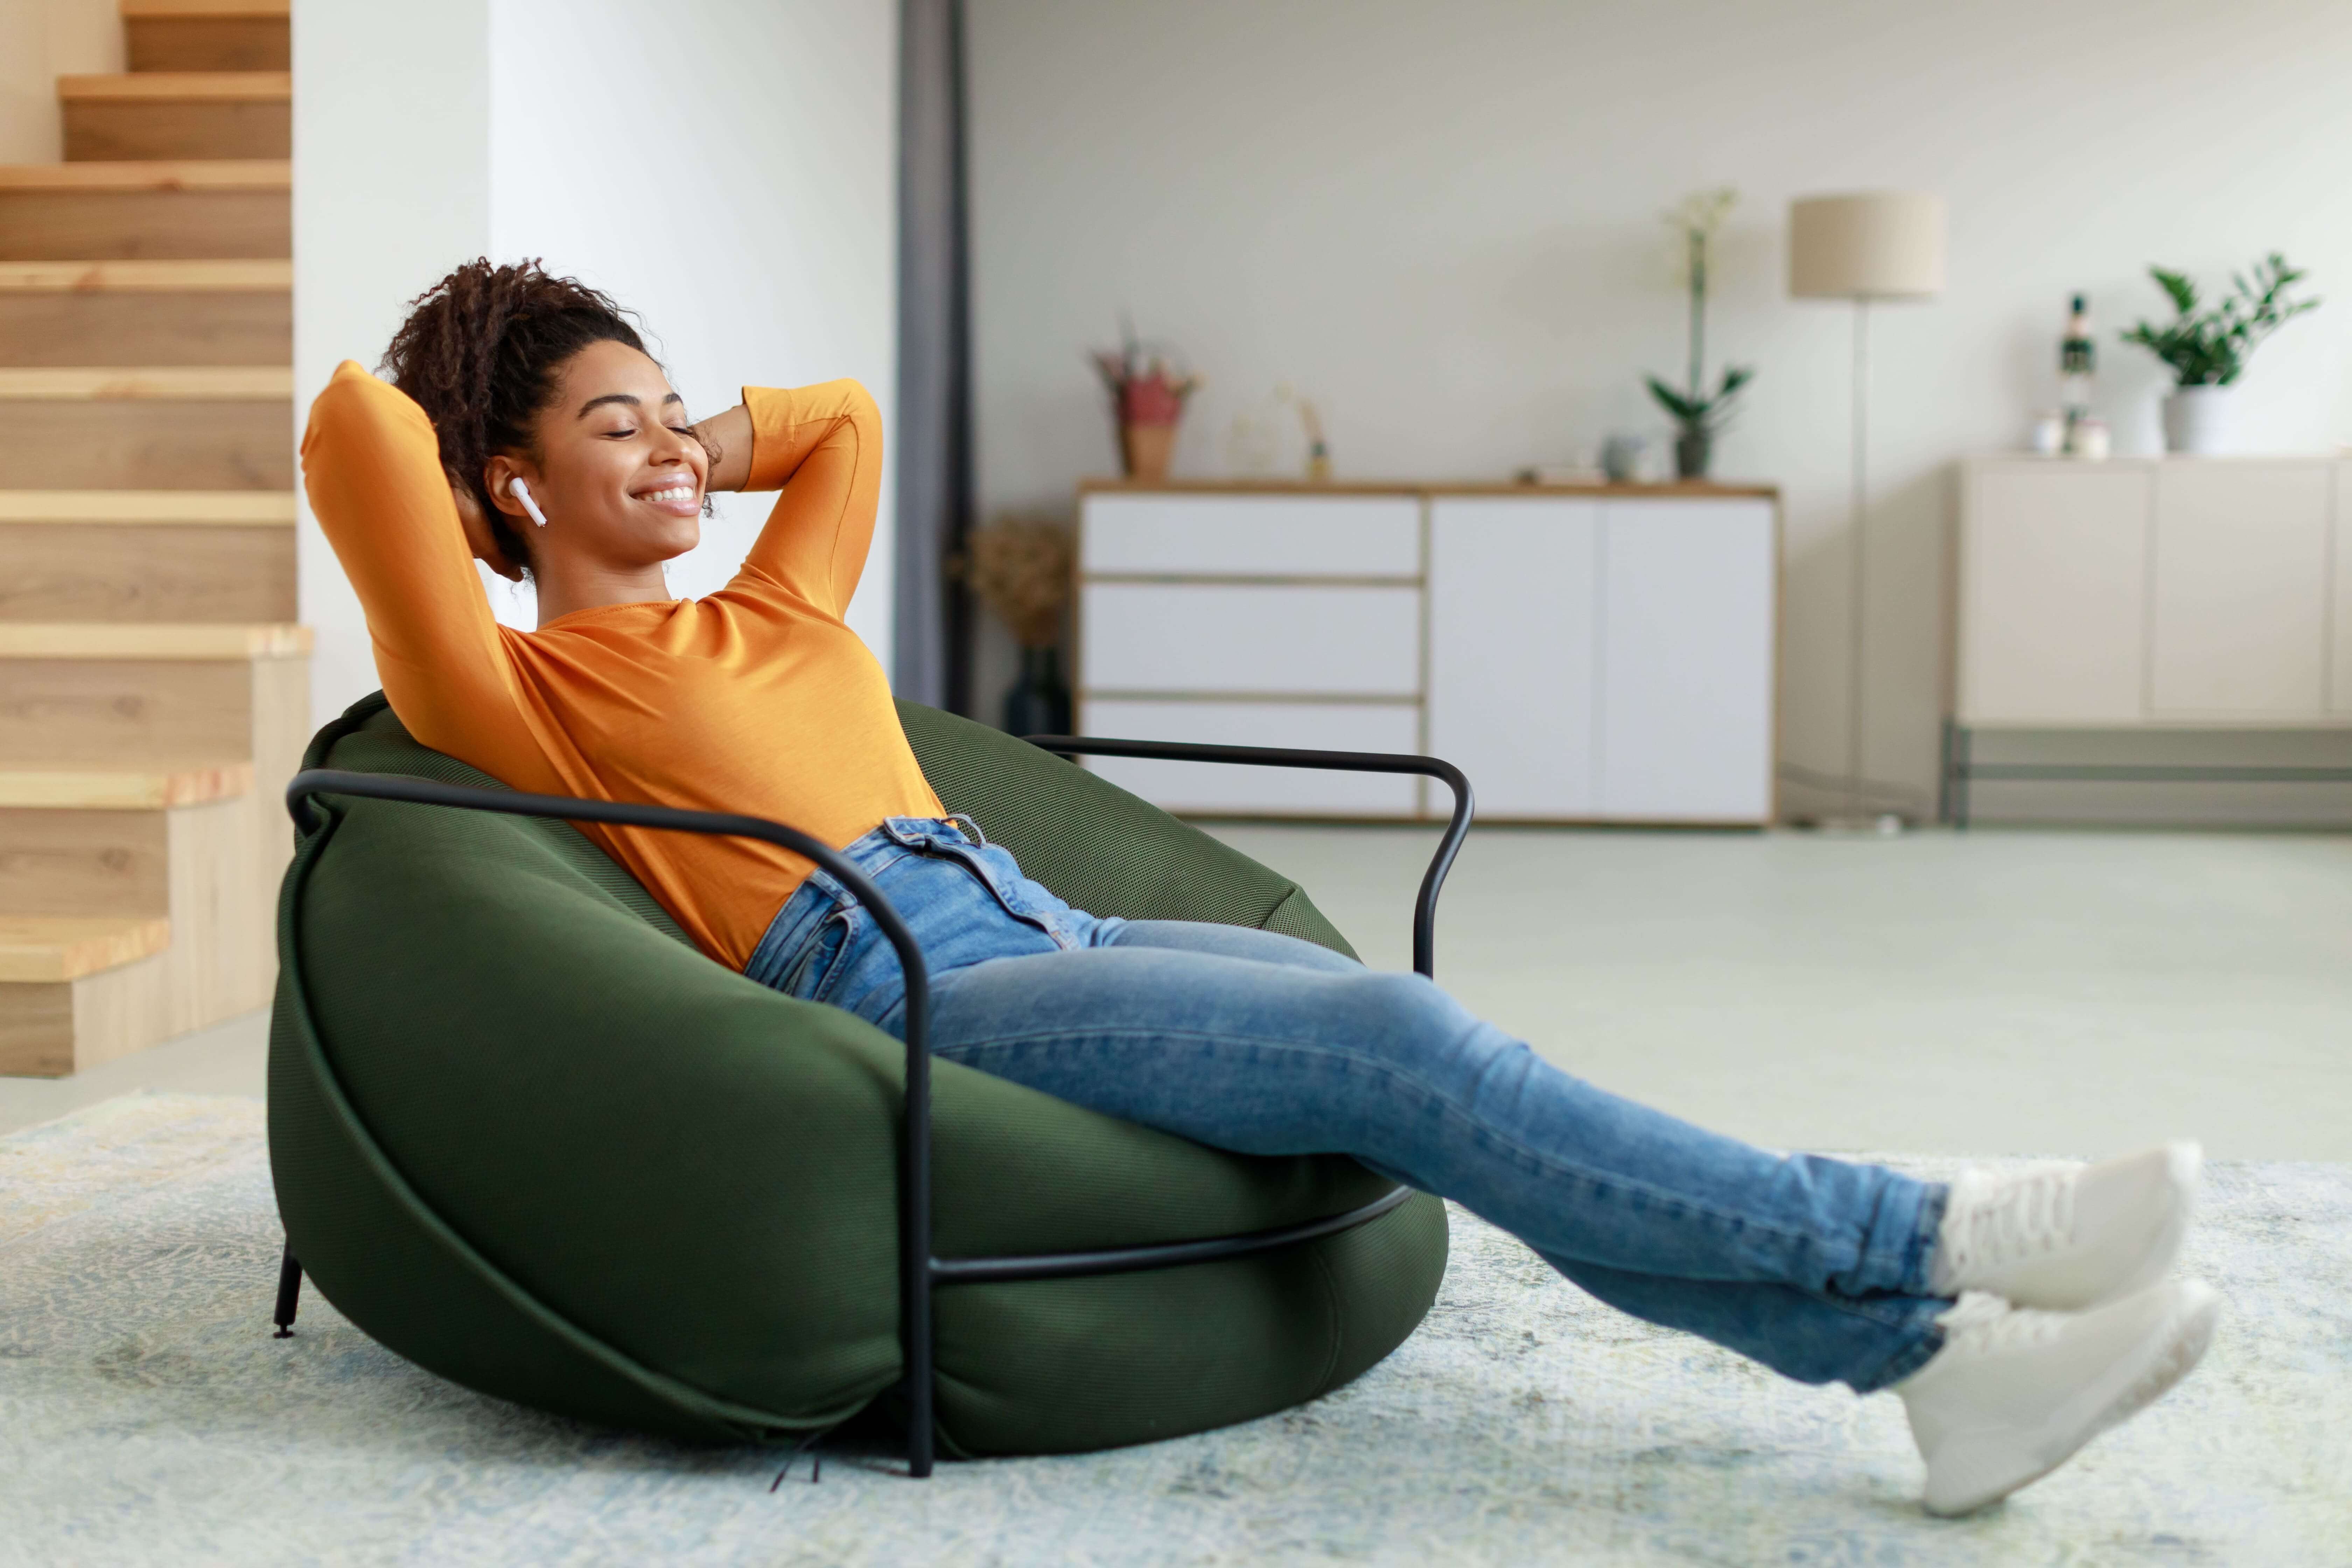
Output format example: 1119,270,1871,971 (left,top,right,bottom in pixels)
1957,457,2352,728
1075,483,1780,823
